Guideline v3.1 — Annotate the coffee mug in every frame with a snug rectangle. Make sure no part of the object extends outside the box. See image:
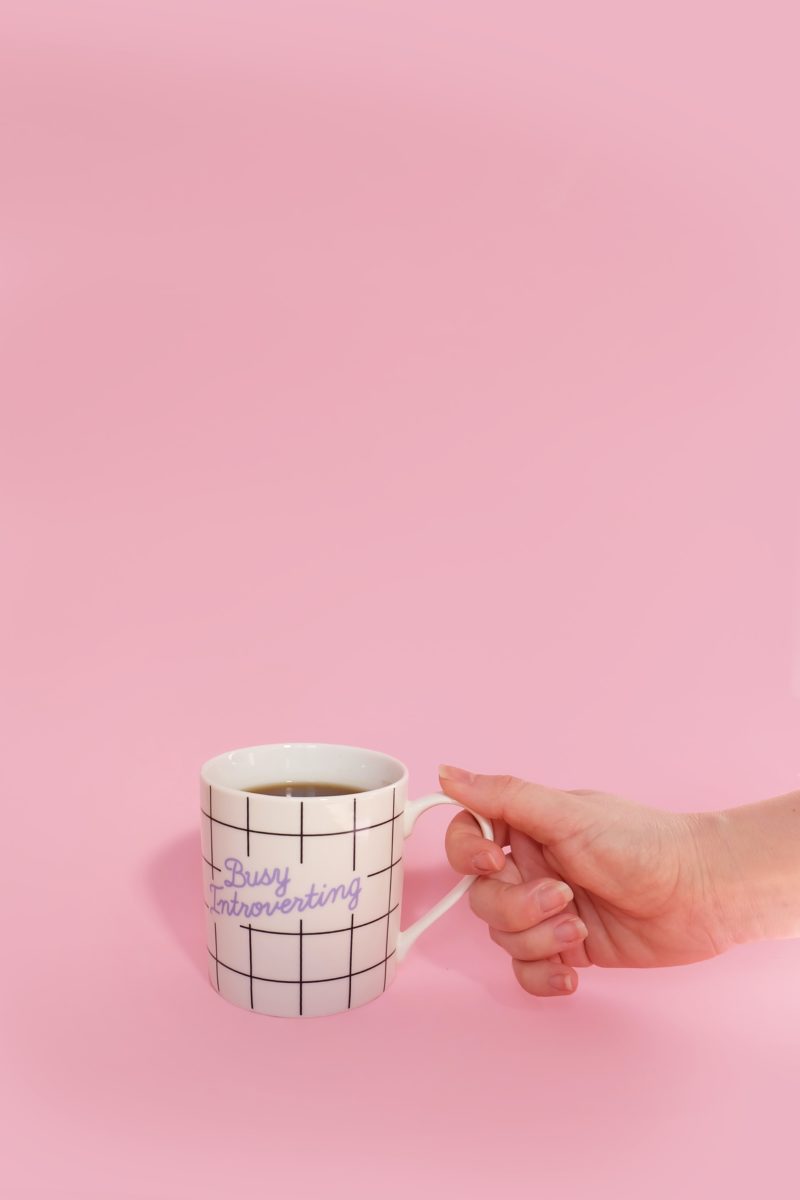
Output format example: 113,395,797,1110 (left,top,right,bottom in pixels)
200,742,493,1018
